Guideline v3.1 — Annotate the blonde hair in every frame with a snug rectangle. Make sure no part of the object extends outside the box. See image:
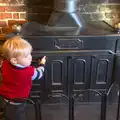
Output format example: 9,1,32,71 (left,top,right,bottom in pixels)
2,36,32,60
